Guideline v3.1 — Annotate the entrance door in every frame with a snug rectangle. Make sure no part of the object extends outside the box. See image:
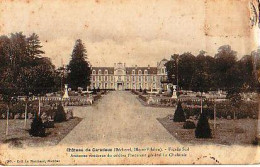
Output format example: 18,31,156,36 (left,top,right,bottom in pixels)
117,83,123,90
